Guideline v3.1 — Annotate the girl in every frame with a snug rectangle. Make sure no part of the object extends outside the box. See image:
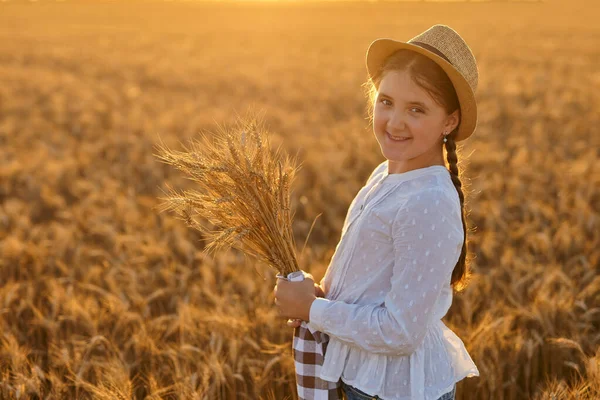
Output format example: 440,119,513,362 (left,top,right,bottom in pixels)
274,24,480,400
